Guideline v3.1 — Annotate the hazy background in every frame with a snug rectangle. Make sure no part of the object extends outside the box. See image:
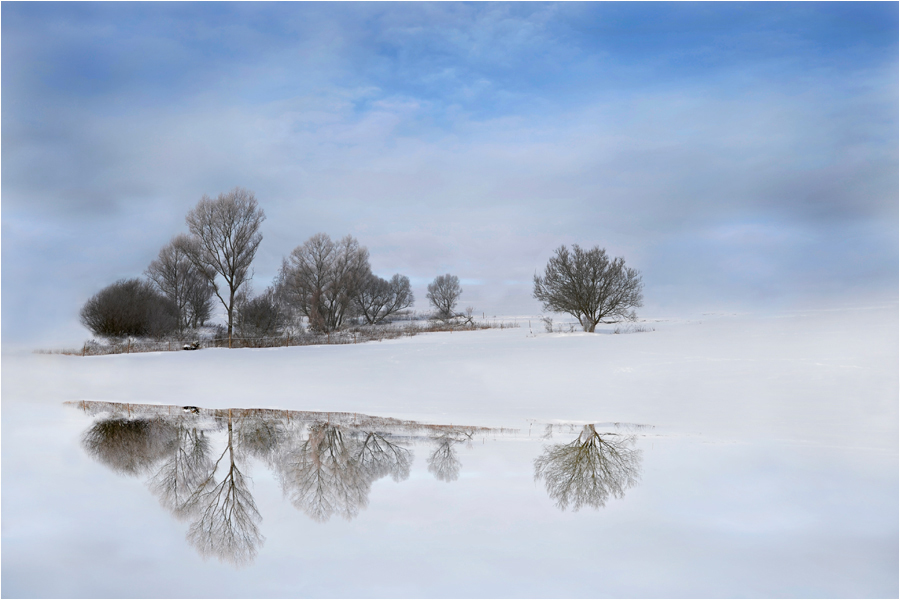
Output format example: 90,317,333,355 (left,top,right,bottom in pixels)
3,2,897,346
